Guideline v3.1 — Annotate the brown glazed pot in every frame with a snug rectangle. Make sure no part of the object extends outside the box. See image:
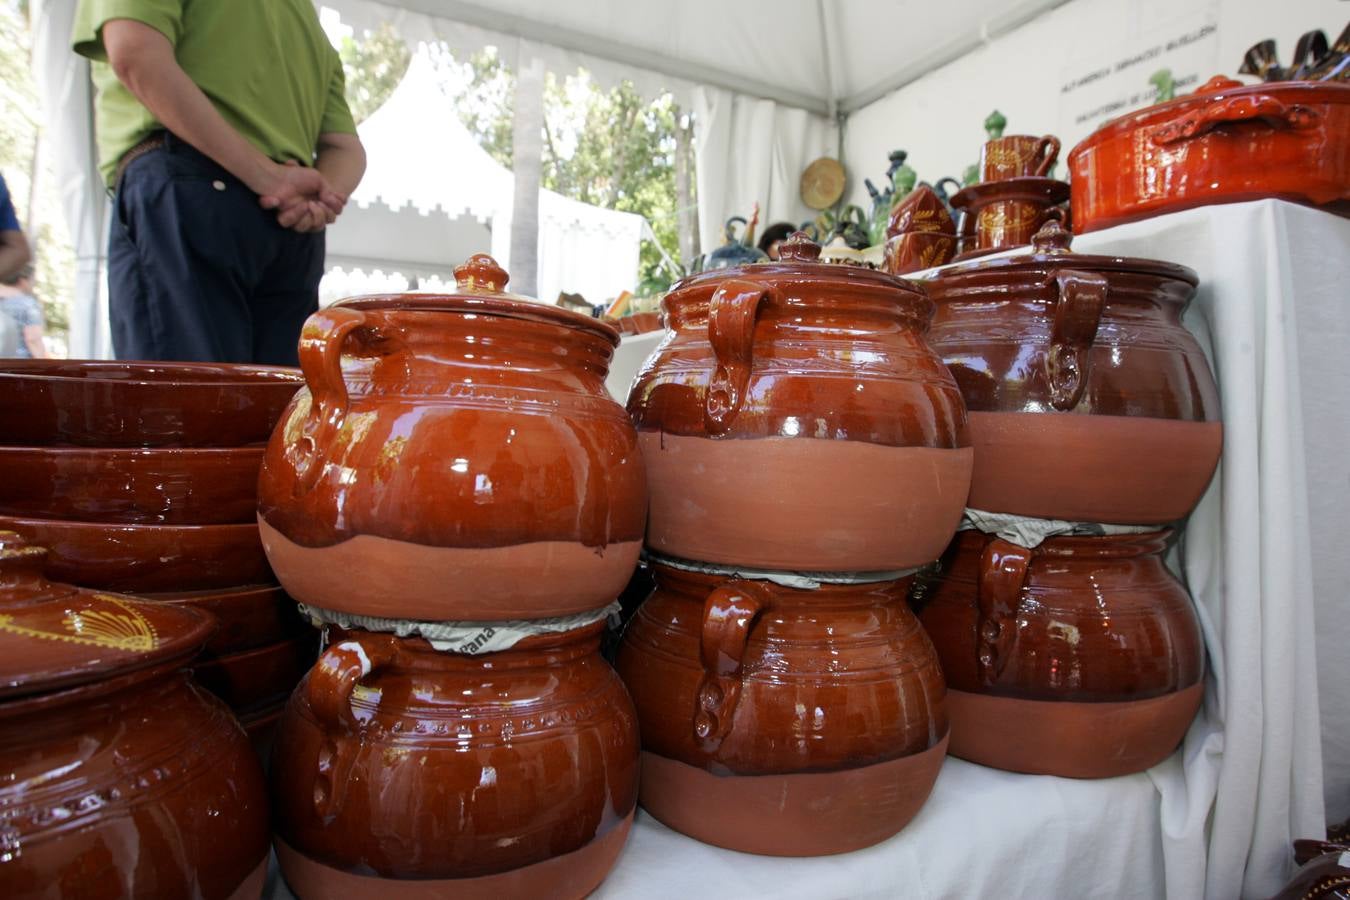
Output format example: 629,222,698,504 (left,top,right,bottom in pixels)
271,622,639,899
616,562,949,856
949,177,1071,252
147,583,310,656
192,631,319,712
0,532,270,899
0,445,264,524
628,232,972,571
912,529,1204,777
0,514,272,593
257,255,647,620
0,360,302,448
981,134,1061,181
925,221,1221,523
